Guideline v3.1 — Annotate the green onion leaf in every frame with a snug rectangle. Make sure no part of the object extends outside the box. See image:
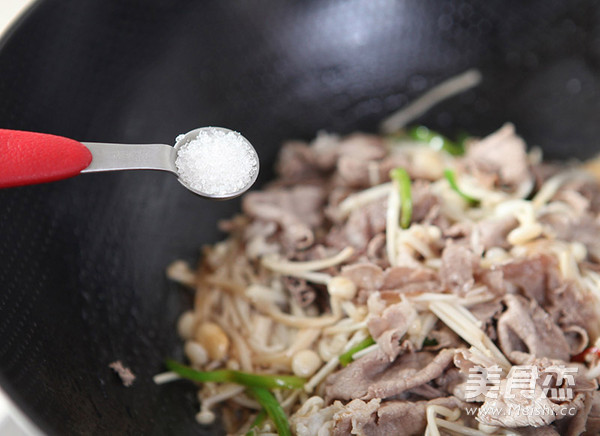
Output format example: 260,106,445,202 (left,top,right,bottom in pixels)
245,409,267,436
231,371,305,390
443,169,479,206
165,360,305,390
339,336,376,366
389,168,412,229
247,386,291,436
408,126,465,156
